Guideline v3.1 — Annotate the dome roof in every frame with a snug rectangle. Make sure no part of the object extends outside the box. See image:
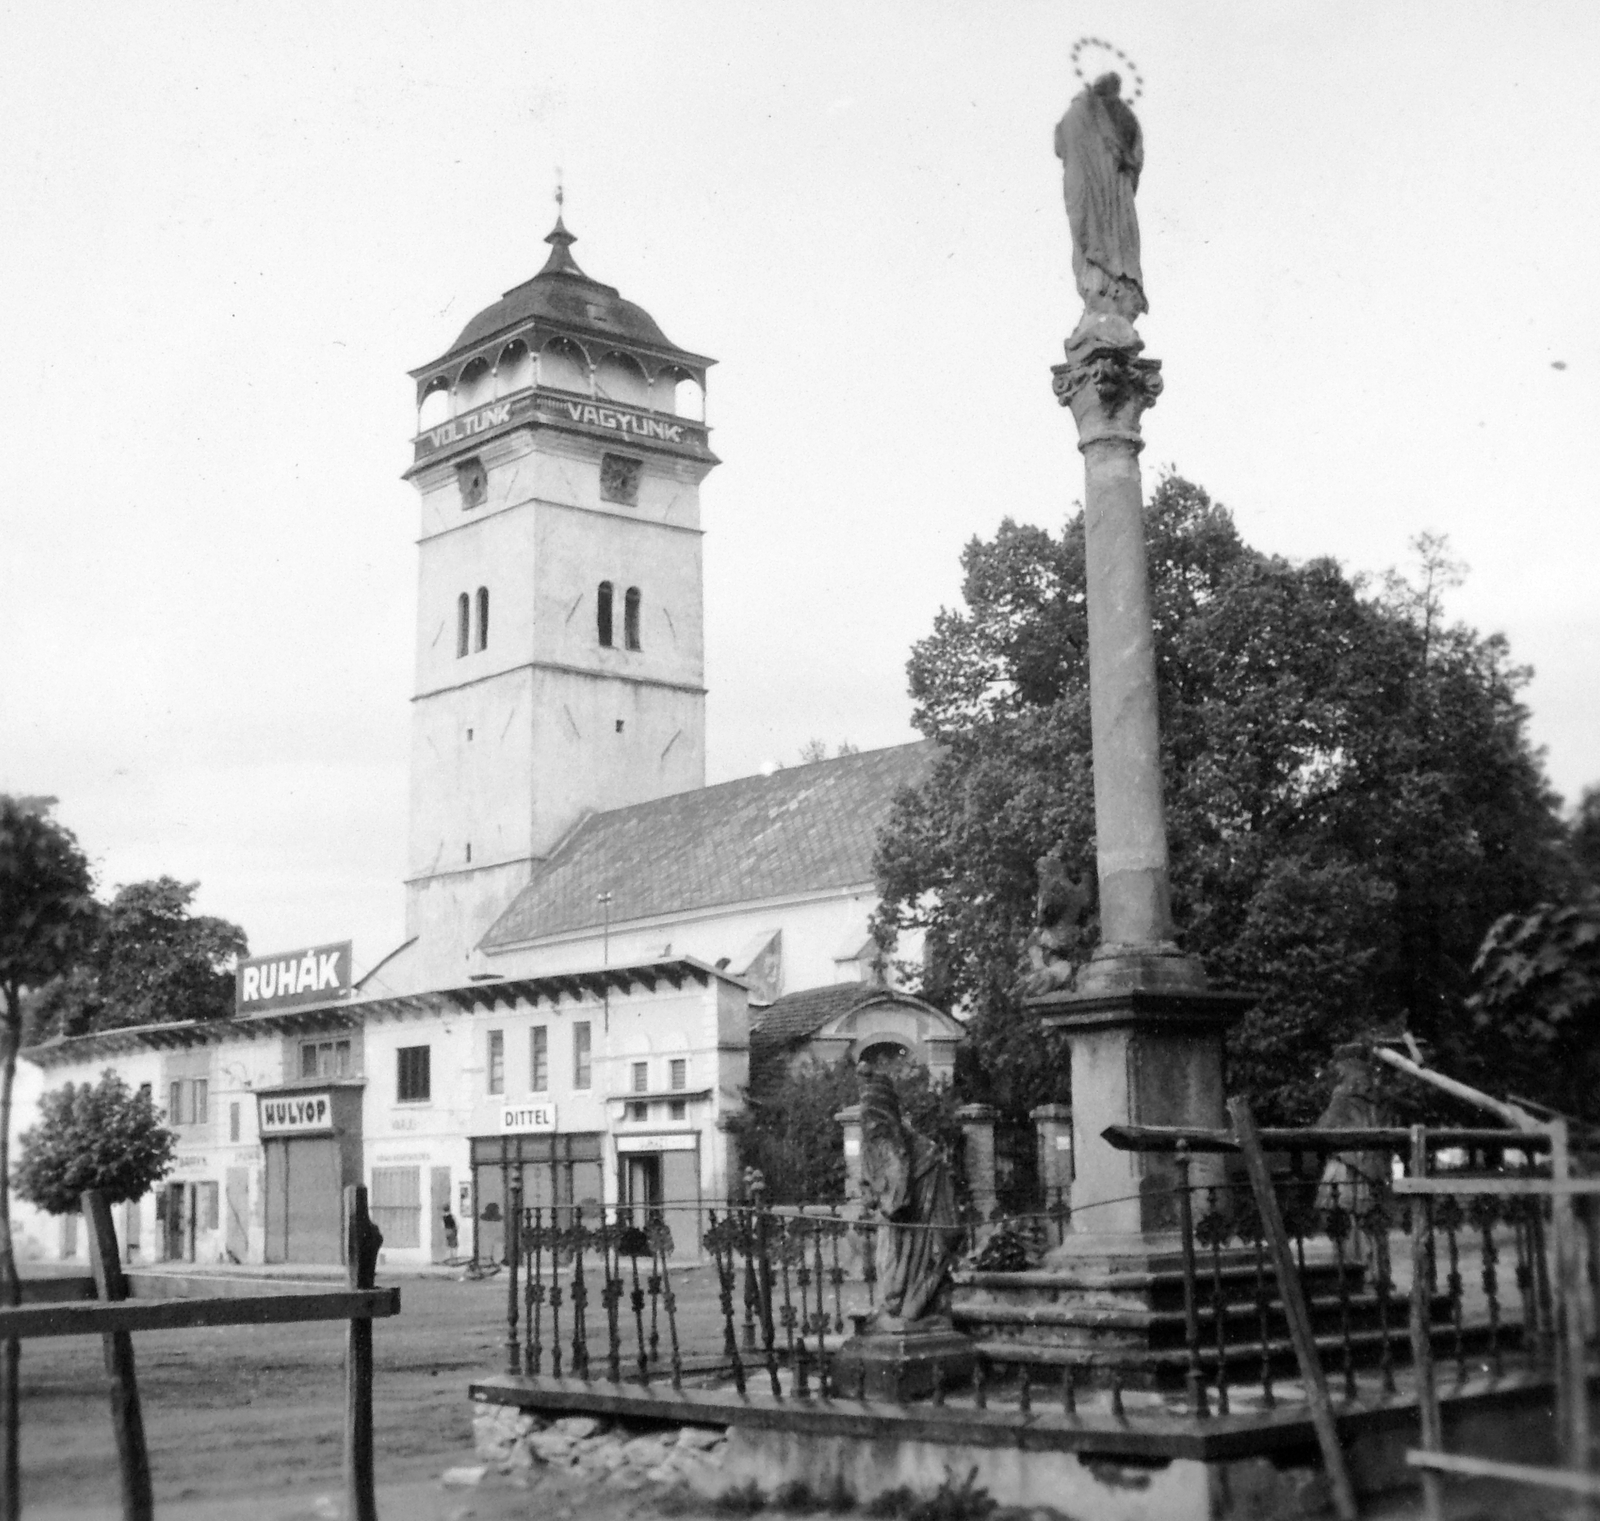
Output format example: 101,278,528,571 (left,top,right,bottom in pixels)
441,218,692,364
